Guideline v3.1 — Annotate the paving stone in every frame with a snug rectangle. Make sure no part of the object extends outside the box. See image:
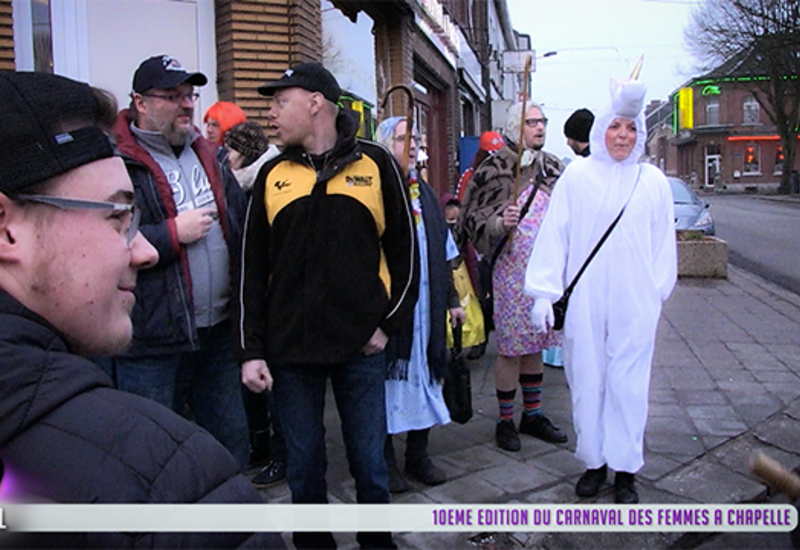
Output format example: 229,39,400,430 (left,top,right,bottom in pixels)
523,482,581,504
783,397,800,421
647,414,700,435
655,461,767,503
676,390,729,405
638,454,684,482
439,443,520,472
701,436,729,451
476,462,559,494
645,433,706,457
649,402,693,418
423,475,507,503
528,449,585,479
754,415,800,455
692,417,749,437
685,404,738,419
